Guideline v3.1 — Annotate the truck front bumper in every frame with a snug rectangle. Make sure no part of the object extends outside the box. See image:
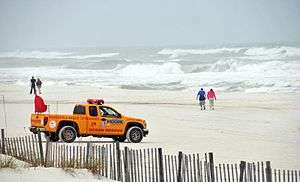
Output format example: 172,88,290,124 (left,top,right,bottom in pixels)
29,127,46,134
143,129,149,136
